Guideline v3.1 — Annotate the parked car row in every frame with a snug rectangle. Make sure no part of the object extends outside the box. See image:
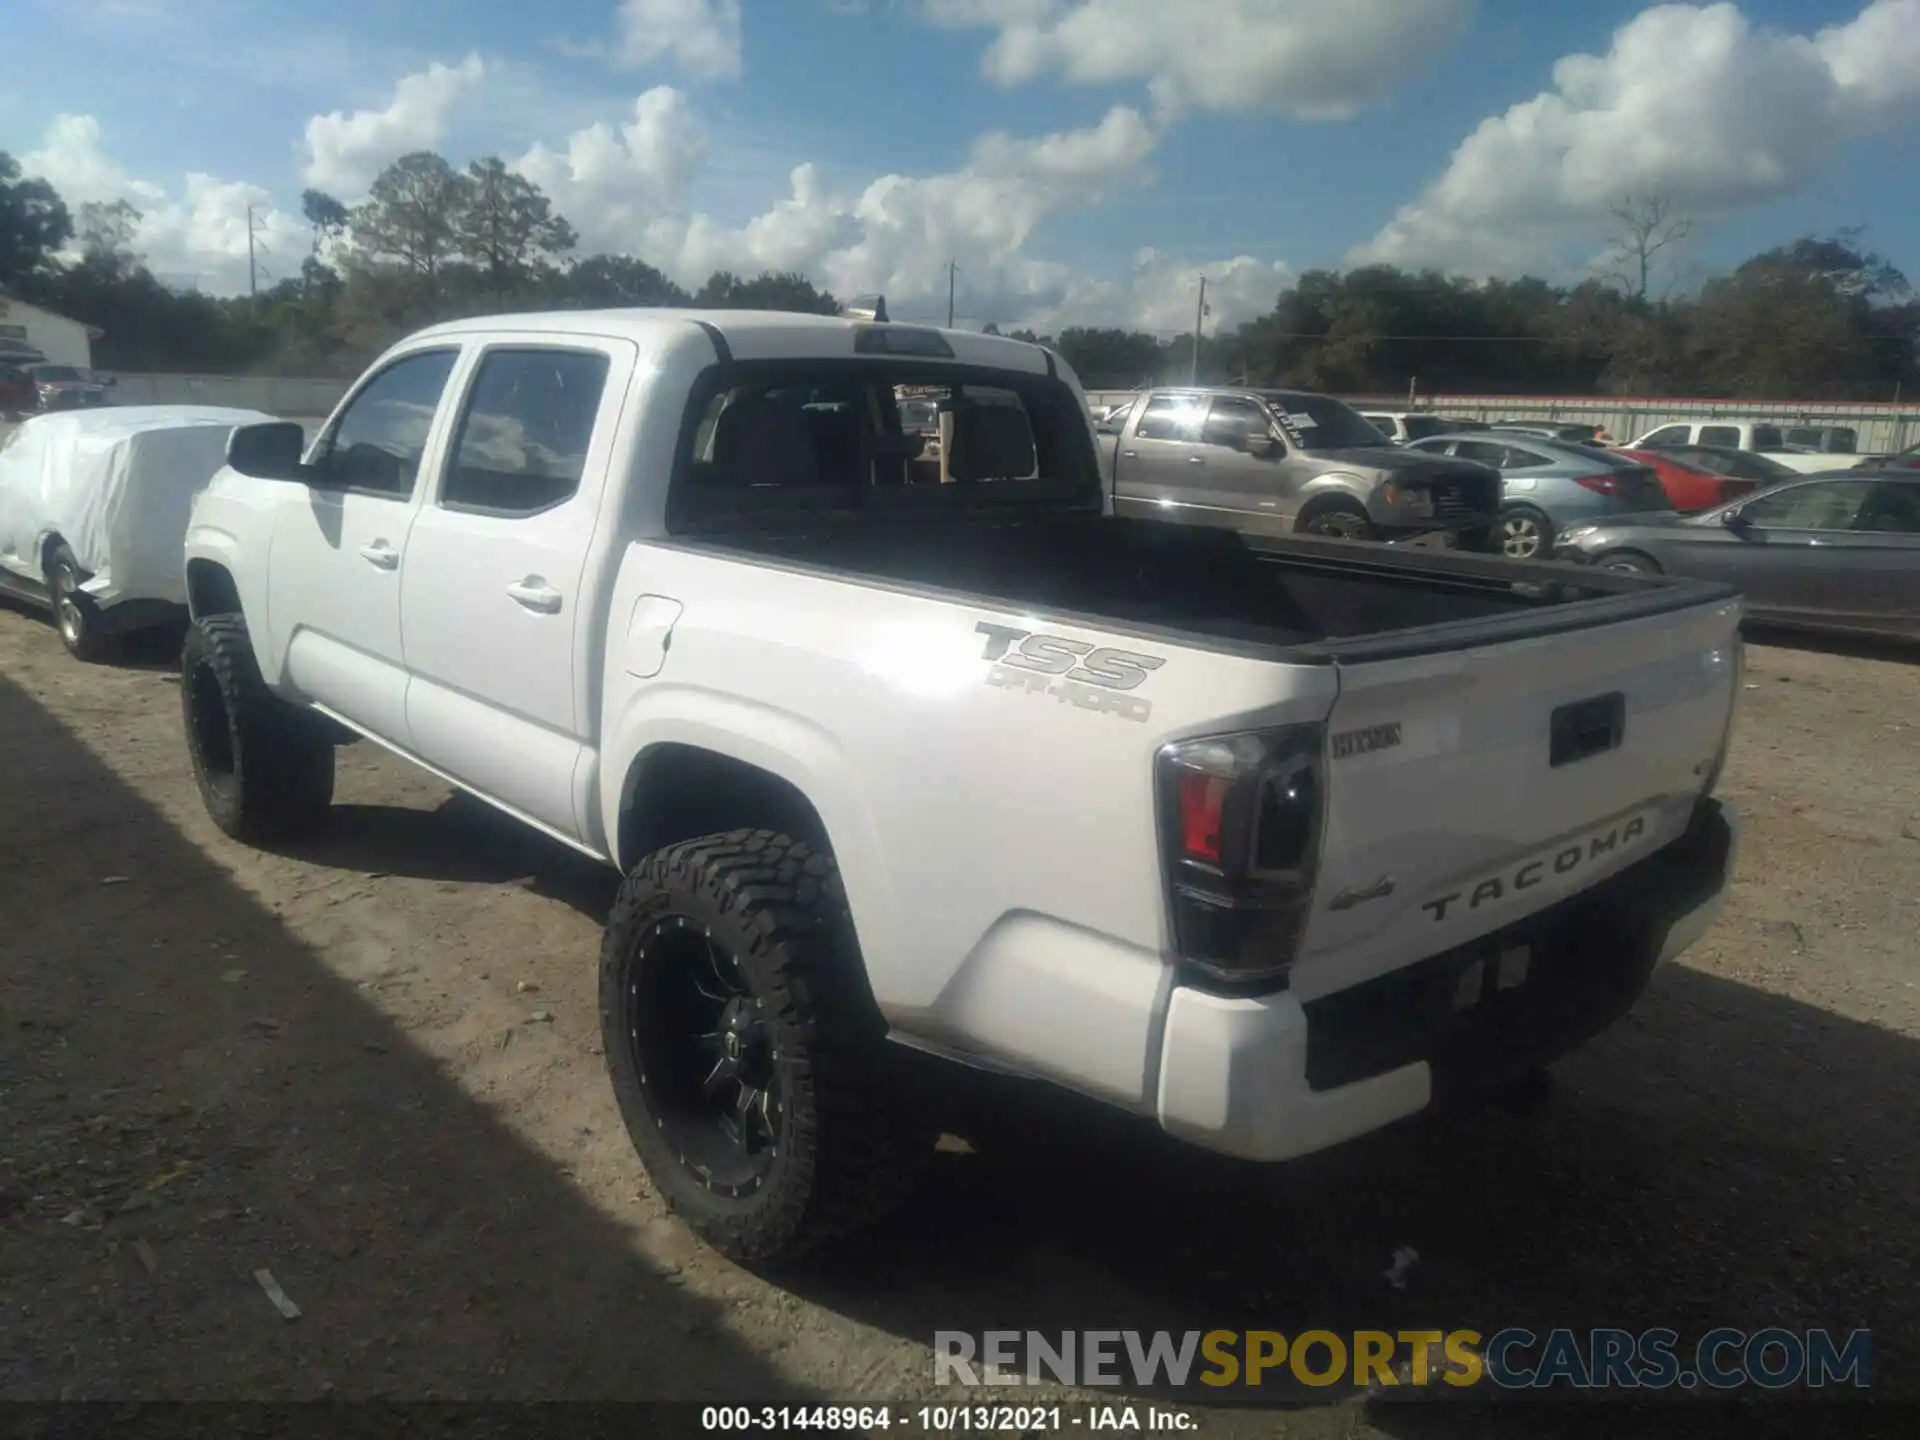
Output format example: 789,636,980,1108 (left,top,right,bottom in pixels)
0,360,116,418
